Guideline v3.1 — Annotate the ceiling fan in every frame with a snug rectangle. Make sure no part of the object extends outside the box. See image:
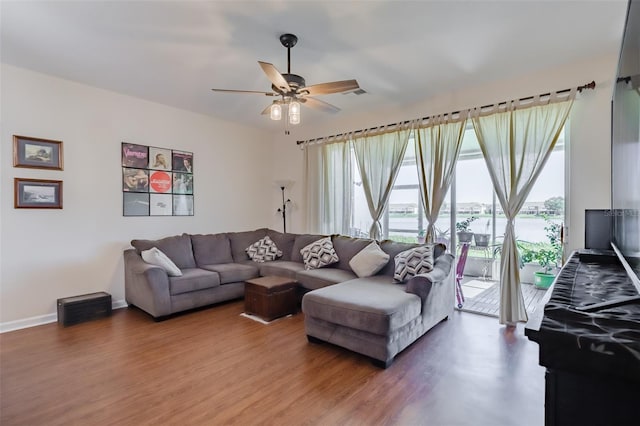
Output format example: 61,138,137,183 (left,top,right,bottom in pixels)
211,33,361,131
